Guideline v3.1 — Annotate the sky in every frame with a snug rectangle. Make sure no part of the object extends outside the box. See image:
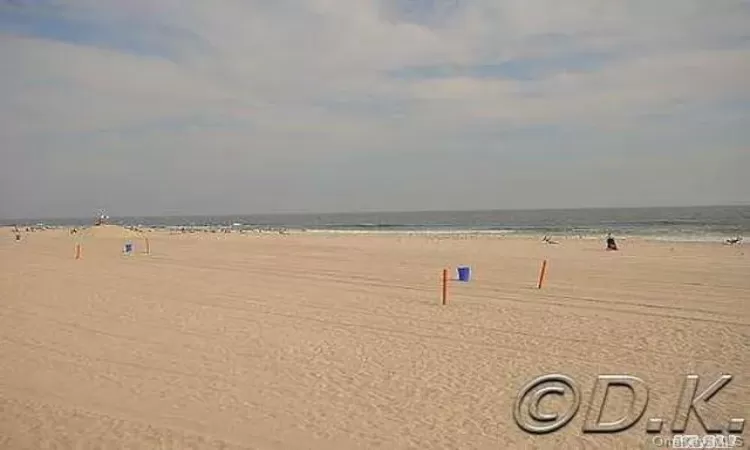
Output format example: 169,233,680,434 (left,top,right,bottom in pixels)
1,0,749,219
